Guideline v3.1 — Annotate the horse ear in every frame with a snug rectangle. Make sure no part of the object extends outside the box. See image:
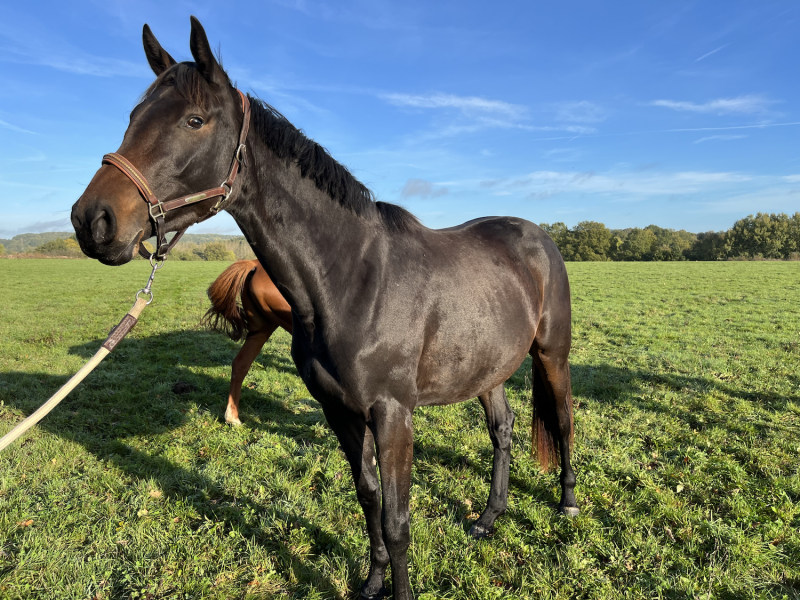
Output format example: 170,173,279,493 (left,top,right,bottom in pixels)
142,24,176,76
189,16,222,84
